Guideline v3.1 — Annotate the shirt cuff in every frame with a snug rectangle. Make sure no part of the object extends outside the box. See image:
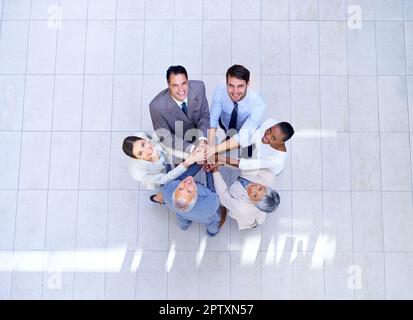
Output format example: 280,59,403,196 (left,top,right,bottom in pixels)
210,118,219,128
